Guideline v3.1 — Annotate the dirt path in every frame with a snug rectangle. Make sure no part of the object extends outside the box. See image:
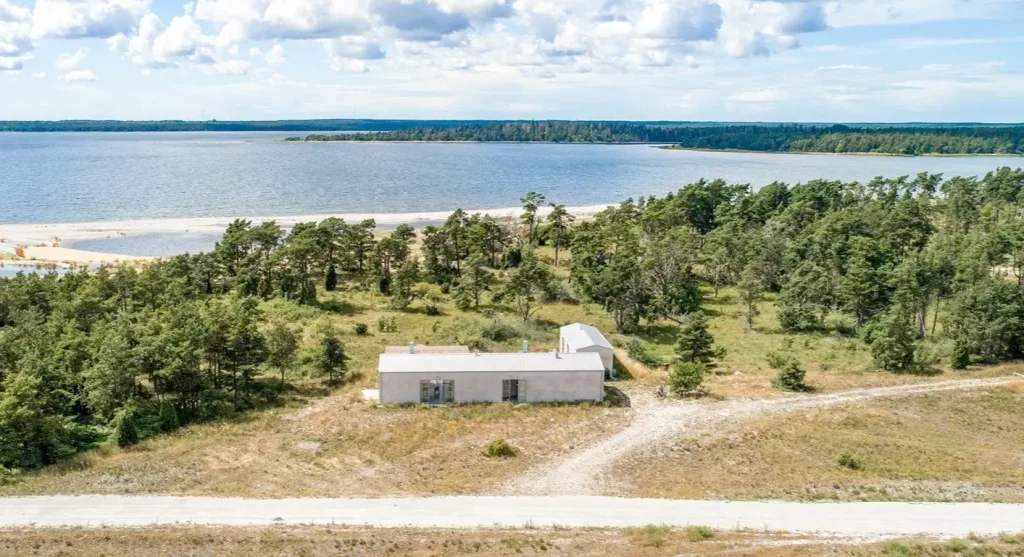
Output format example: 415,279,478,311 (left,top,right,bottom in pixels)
501,376,1020,496
4,495,1024,537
